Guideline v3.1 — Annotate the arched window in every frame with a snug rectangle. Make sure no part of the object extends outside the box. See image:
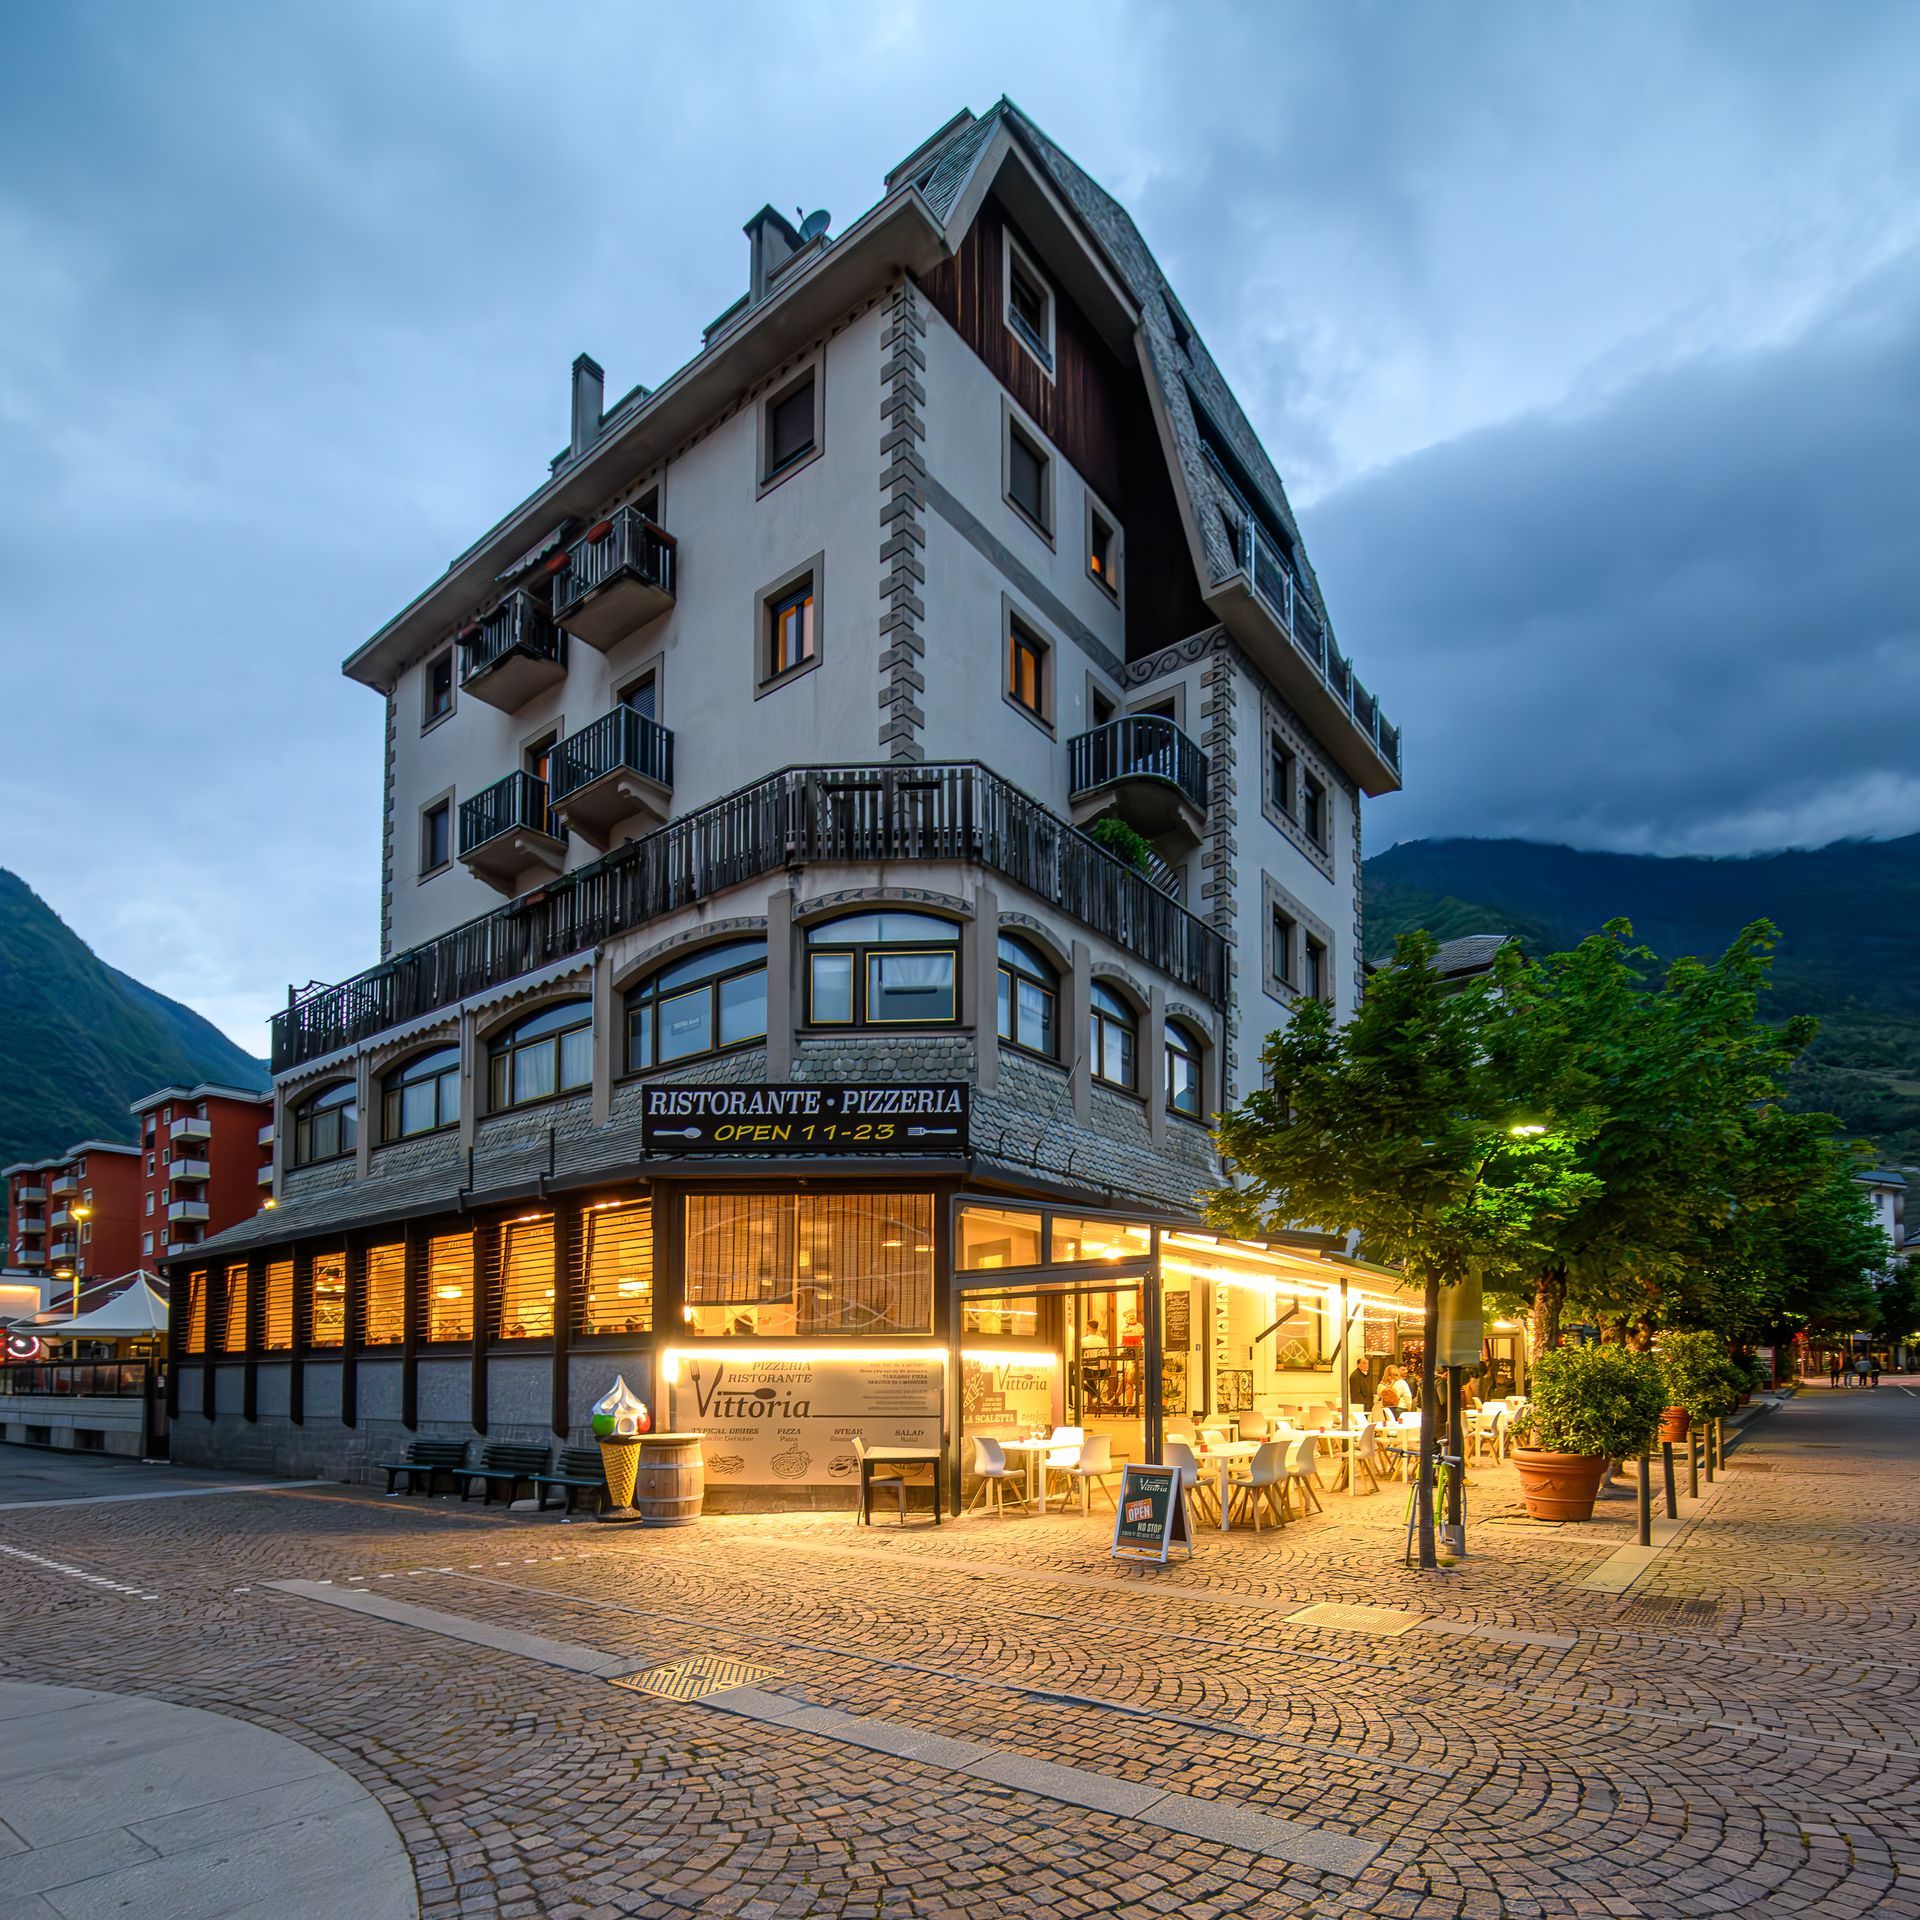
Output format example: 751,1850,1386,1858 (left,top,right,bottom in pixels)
1088,982,1138,1093
487,1000,592,1111
292,1082,357,1167
805,911,959,1027
1165,1020,1204,1119
996,933,1058,1058
626,939,768,1072
382,1045,460,1141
